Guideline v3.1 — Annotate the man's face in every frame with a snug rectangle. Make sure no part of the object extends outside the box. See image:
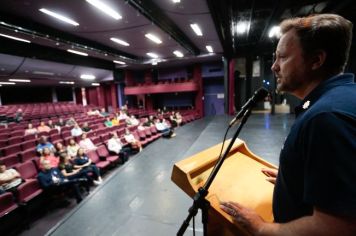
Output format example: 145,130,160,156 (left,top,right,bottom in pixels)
271,29,312,95
0,164,6,173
